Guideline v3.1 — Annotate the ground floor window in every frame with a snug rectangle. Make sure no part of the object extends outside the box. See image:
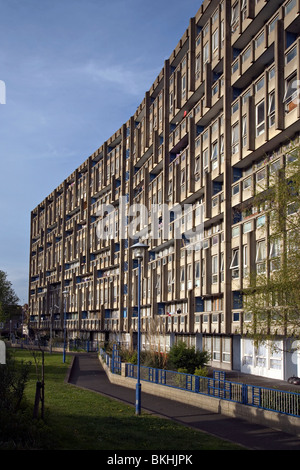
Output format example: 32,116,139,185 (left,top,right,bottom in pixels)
213,337,221,361
241,338,283,377
222,337,231,363
203,335,231,364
